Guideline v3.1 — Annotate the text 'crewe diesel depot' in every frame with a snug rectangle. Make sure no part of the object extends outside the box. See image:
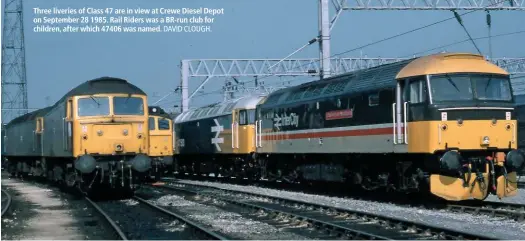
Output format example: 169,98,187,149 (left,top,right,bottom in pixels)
31,7,225,33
